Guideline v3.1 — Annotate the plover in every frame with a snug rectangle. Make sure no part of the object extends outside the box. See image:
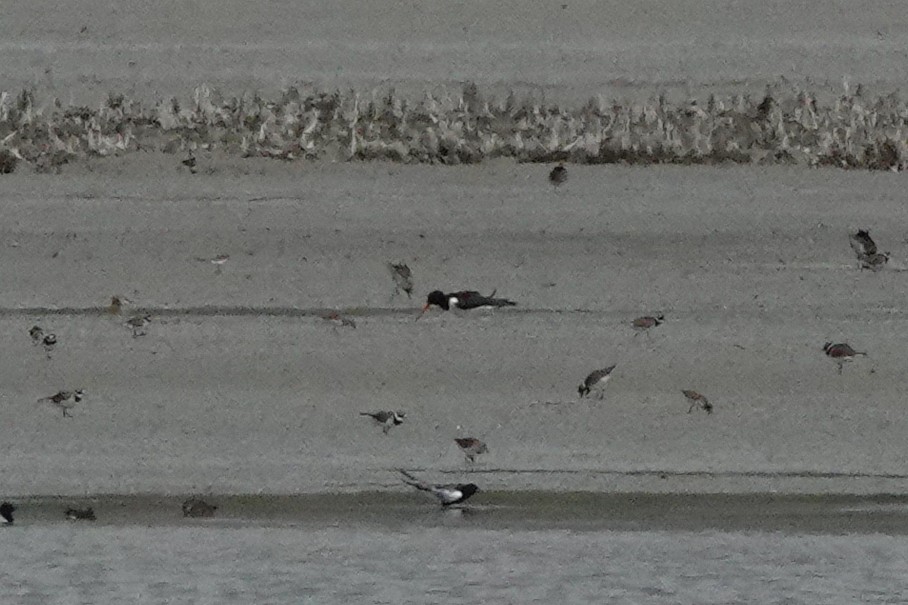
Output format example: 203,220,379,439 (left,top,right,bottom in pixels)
454,437,488,463
107,295,130,315
322,311,357,329
859,252,889,272
42,333,58,355
360,410,406,434
849,229,878,257
125,314,151,337
632,314,665,336
0,502,15,524
421,290,516,315
549,163,568,188
389,262,414,299
823,342,867,374
399,469,480,506
681,390,713,414
38,389,85,417
29,325,44,344
65,507,96,521
578,365,617,399
182,497,218,518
